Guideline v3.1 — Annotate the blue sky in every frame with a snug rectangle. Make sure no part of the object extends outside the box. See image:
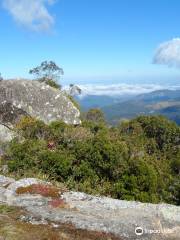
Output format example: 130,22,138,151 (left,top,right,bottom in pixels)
1,0,180,85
